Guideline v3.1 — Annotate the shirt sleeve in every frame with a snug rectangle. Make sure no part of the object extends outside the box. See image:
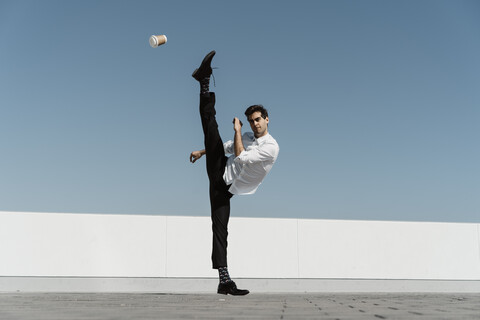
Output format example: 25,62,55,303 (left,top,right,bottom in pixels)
234,141,278,165
223,140,234,155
